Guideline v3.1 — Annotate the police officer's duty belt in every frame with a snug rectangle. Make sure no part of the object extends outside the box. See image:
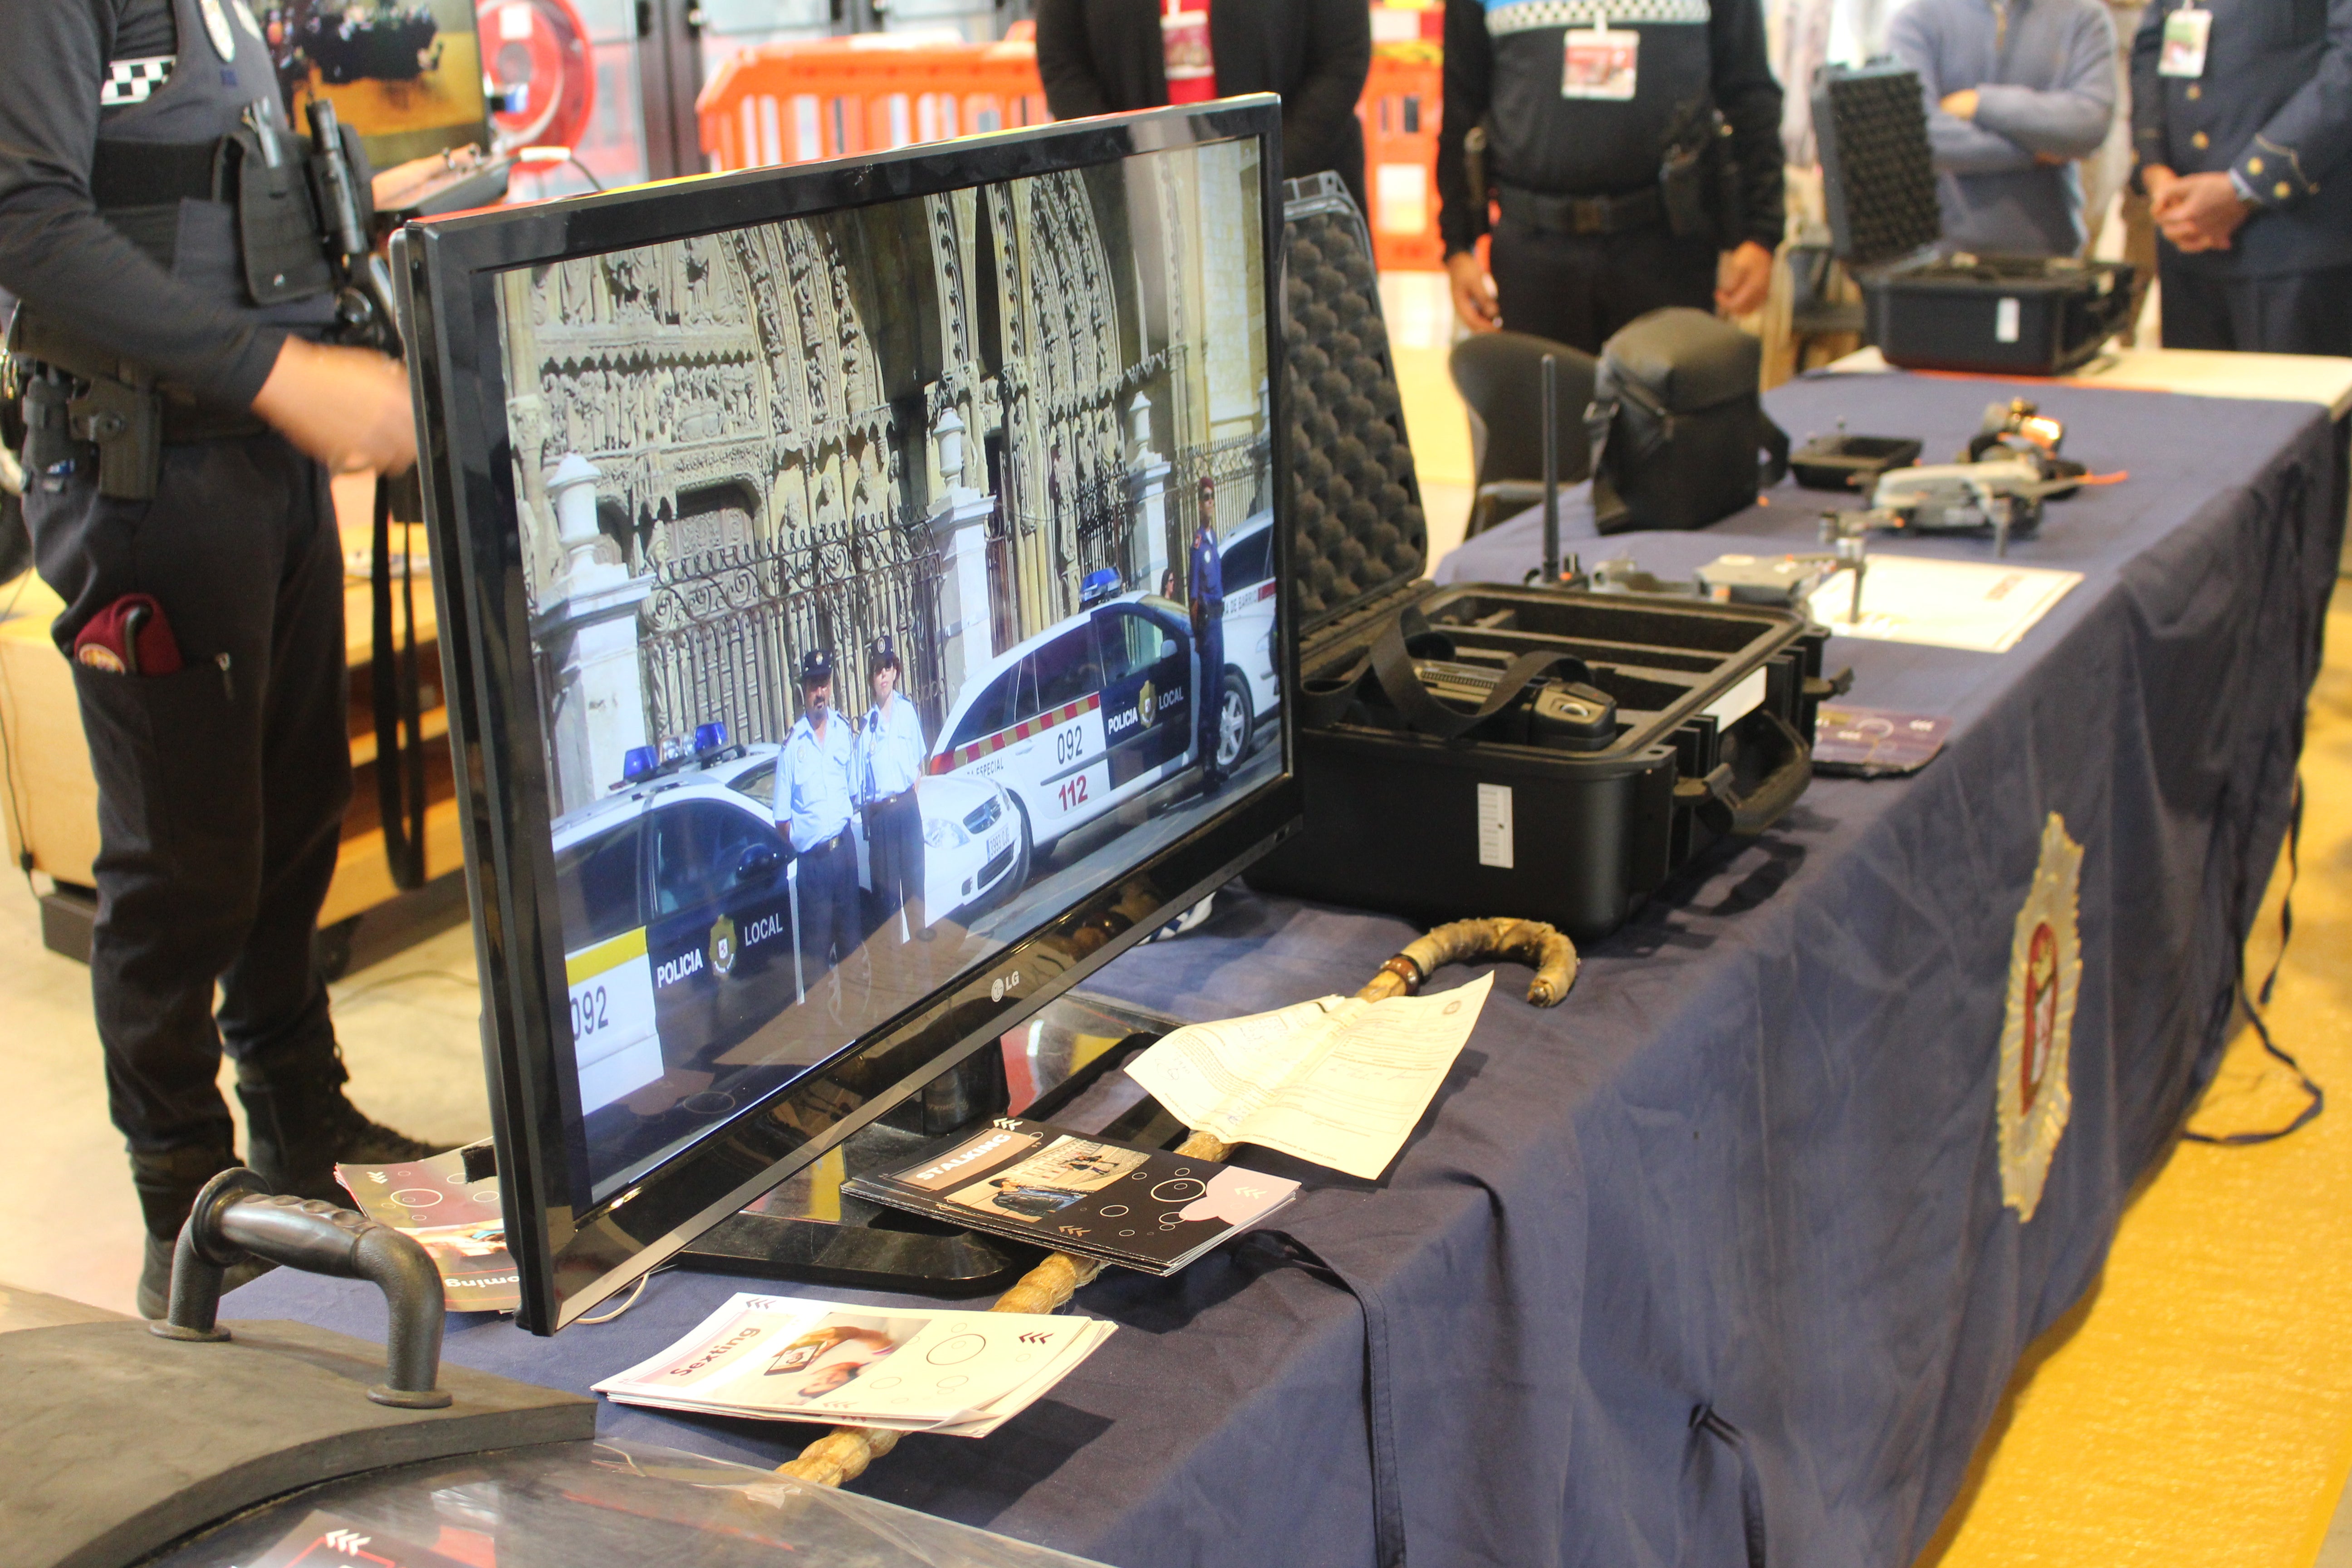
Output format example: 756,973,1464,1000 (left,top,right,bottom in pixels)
1496,183,1667,237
